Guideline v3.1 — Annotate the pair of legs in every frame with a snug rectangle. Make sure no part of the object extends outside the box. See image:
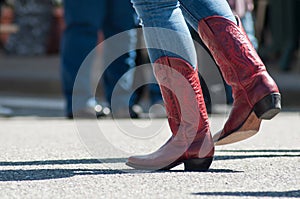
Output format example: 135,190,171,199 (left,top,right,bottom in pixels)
61,0,136,117
127,0,281,170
